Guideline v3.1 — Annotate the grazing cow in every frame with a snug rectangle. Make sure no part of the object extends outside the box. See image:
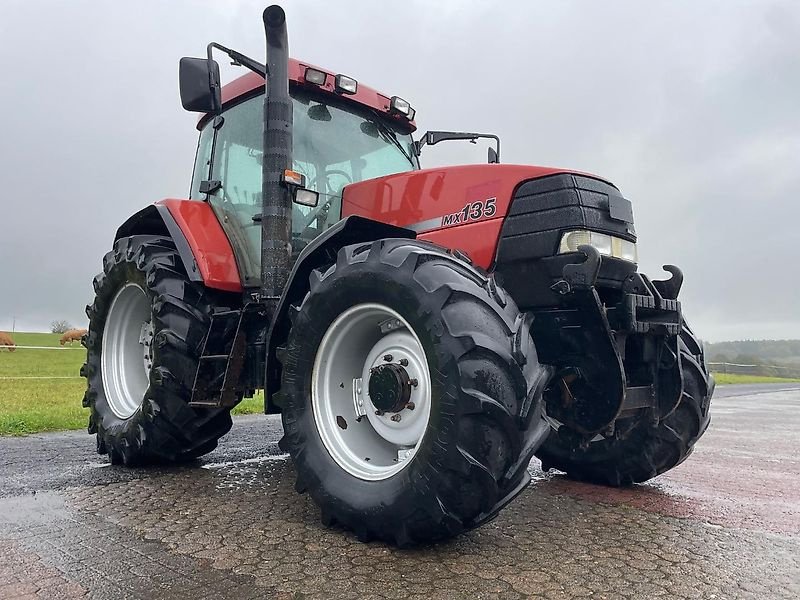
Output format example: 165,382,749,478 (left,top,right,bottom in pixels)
60,329,88,346
0,332,15,352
